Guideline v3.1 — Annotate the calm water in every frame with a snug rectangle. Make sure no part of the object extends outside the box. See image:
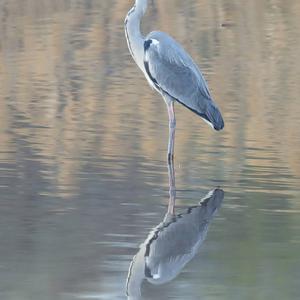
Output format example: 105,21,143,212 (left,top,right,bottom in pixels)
1,0,300,299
